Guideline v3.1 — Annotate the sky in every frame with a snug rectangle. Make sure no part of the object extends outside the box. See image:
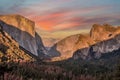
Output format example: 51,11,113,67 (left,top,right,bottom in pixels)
0,0,120,32
0,0,120,46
